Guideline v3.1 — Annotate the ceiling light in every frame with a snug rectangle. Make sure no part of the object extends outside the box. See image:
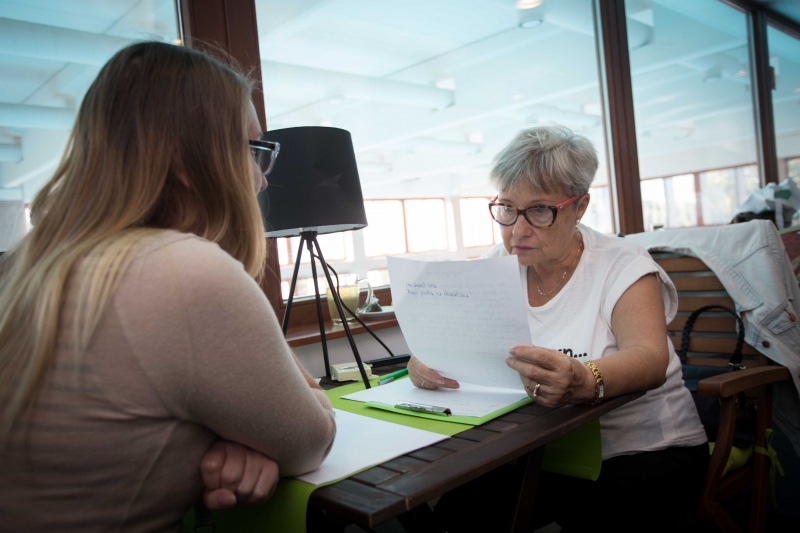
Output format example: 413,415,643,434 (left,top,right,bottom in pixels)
172,38,182,46
794,88,800,93
516,0,544,9
518,15,544,29
735,69,747,77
